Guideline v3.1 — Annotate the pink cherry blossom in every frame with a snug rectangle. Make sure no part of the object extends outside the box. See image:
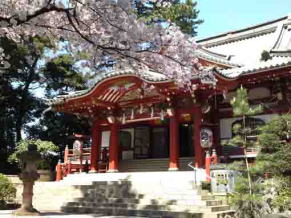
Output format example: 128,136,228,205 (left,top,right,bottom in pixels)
0,0,215,87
